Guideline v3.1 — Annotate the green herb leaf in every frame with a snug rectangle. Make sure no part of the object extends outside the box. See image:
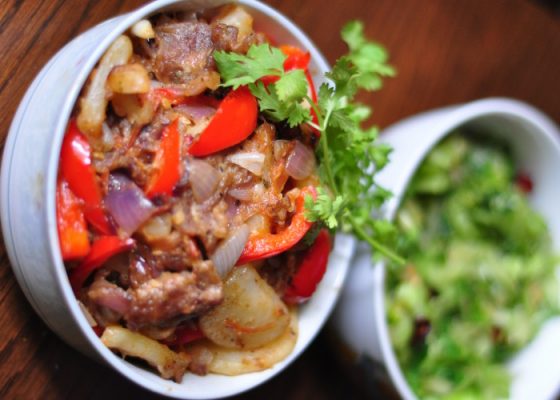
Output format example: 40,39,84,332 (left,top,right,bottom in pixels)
249,81,311,126
311,20,403,264
214,44,285,89
275,69,308,102
304,188,345,229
